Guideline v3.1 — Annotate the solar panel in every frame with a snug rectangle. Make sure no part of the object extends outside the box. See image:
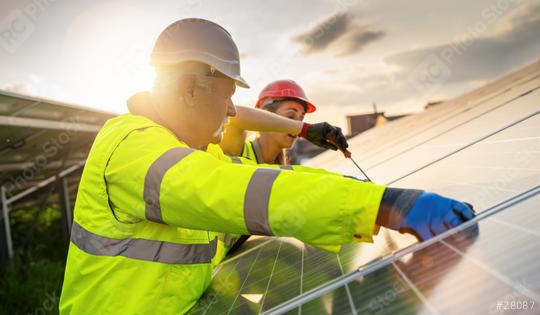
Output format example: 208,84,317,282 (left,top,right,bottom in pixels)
362,73,540,162
0,90,113,206
0,90,114,259
372,90,540,184
307,60,540,177
192,113,540,314
190,240,357,314
268,191,540,315
190,60,540,314
330,84,540,182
